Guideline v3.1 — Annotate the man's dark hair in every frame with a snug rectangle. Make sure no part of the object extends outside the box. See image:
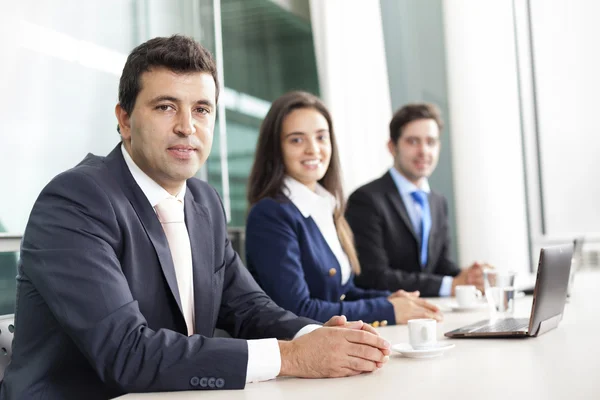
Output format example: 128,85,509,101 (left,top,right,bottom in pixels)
389,103,443,143
118,35,219,118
